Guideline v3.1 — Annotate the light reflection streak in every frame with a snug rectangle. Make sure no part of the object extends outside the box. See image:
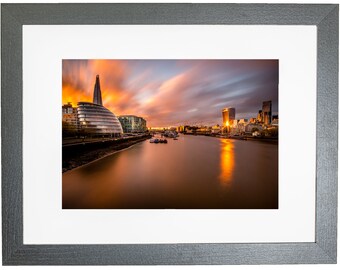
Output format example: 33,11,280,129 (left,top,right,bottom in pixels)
219,140,235,186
